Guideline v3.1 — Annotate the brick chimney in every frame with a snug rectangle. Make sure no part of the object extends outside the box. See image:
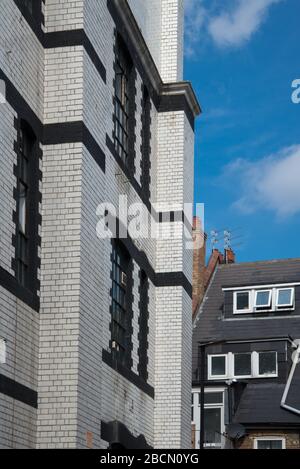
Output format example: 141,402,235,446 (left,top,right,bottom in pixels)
192,217,206,317
224,248,236,264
